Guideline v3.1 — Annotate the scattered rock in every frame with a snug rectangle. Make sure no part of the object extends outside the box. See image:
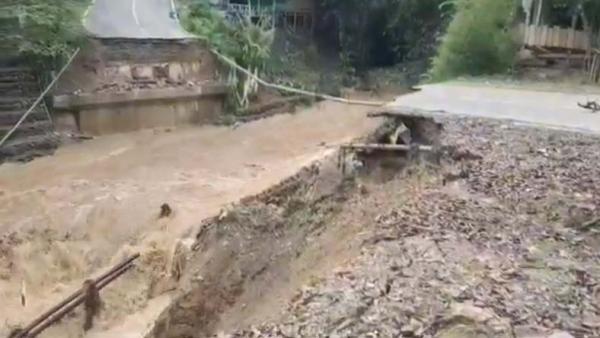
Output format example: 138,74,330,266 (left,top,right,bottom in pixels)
435,324,489,338
547,331,575,338
400,318,425,336
582,312,600,328
449,302,496,323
